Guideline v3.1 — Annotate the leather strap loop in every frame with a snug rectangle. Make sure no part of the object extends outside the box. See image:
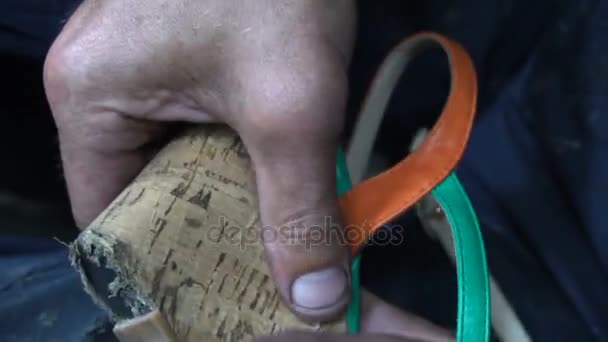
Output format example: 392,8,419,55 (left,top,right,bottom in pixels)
340,32,478,254
340,32,489,342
